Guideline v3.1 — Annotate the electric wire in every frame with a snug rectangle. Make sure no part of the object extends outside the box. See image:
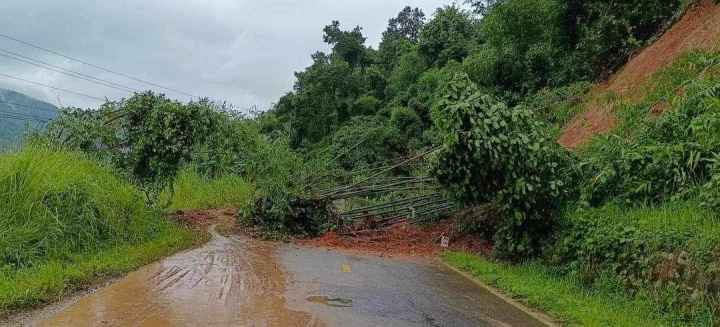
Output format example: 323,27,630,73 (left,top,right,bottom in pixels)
0,48,138,93
0,32,199,99
0,72,105,101
0,99,58,114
